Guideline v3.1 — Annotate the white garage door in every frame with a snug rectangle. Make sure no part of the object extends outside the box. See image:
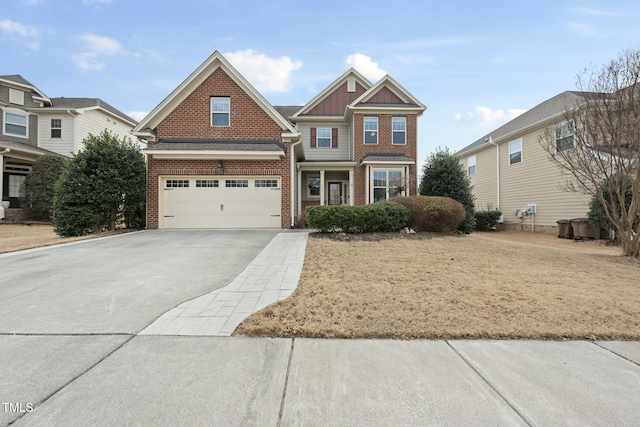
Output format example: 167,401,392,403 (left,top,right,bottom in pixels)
161,176,281,229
